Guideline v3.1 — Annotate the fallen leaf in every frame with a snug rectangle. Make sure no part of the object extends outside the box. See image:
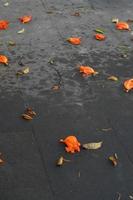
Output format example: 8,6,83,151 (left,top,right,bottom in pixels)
116,22,130,30
0,20,9,30
79,65,98,76
82,141,103,150
0,158,4,165
16,67,30,75
56,156,70,166
124,79,133,92
109,153,118,166
71,11,80,16
48,58,54,64
67,37,81,45
108,76,118,81
8,41,16,46
95,29,104,34
60,136,81,153
4,2,9,7
52,85,60,90
17,28,25,34
22,114,33,120
22,108,36,120
95,33,106,41
102,128,112,132
19,15,32,23
112,18,119,23
0,55,8,65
